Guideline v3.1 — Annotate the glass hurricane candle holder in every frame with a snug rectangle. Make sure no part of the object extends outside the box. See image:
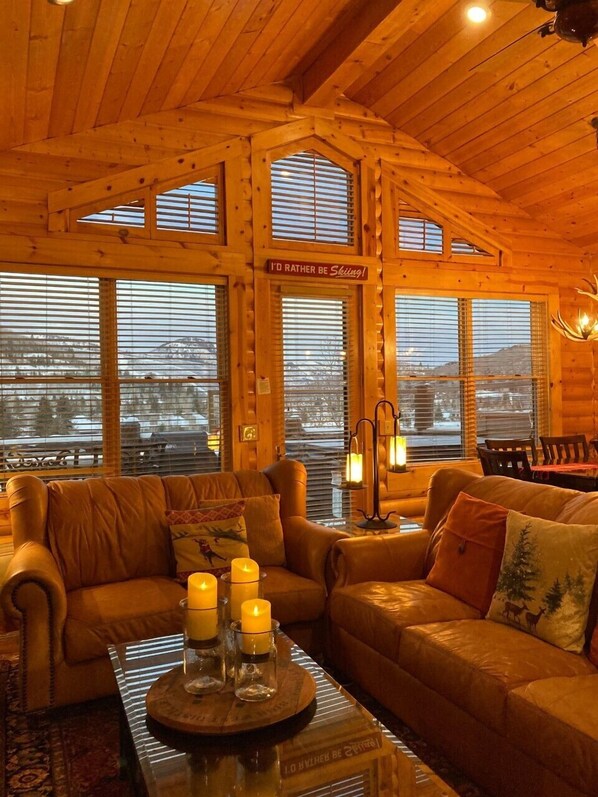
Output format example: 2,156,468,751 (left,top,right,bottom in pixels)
180,597,227,695
220,568,267,679
220,569,267,622
231,618,279,702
